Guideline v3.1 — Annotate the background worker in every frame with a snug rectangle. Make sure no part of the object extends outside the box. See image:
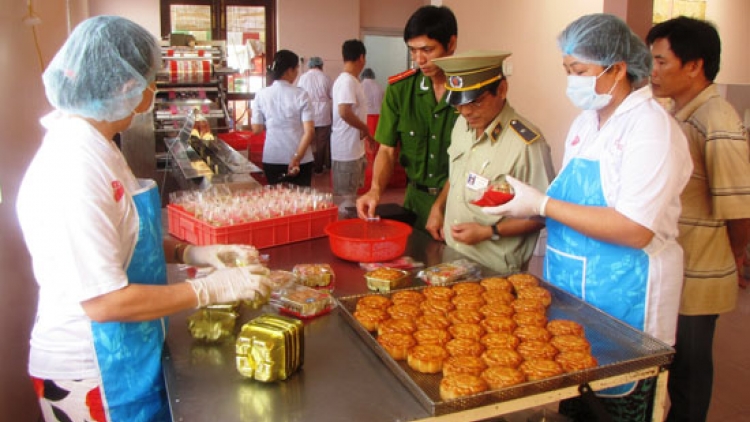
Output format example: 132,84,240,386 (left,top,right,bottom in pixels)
647,17,750,422
484,14,692,421
360,67,385,166
431,50,554,273
360,67,384,123
16,16,270,421
331,39,369,215
297,56,333,174
356,5,459,235
252,50,315,186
